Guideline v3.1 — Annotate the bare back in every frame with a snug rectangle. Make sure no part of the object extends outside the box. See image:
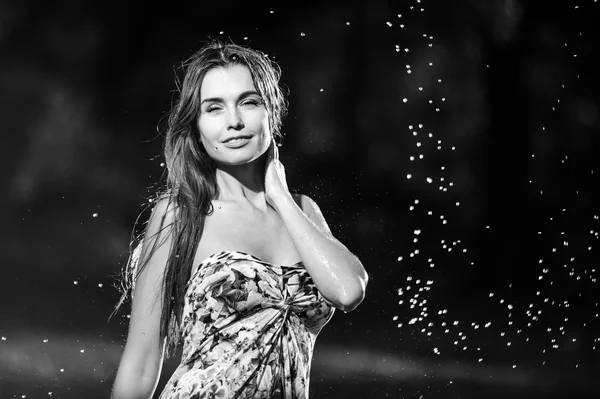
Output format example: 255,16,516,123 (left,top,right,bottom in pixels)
191,194,304,276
